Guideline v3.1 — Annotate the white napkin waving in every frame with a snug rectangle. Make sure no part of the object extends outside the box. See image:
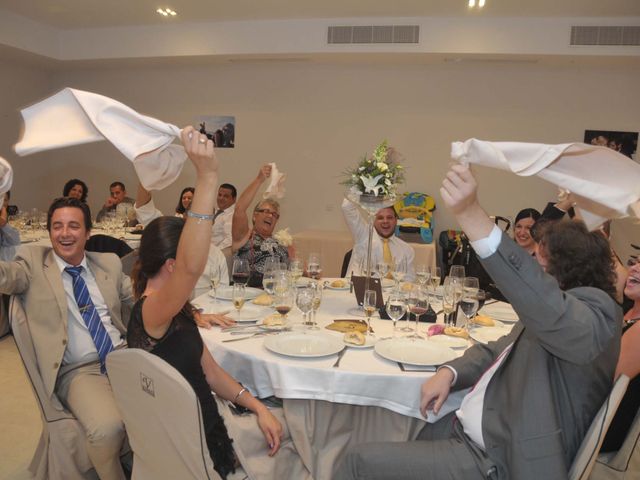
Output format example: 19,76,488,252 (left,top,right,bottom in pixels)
0,157,13,209
451,139,640,230
14,88,185,190
263,162,286,199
